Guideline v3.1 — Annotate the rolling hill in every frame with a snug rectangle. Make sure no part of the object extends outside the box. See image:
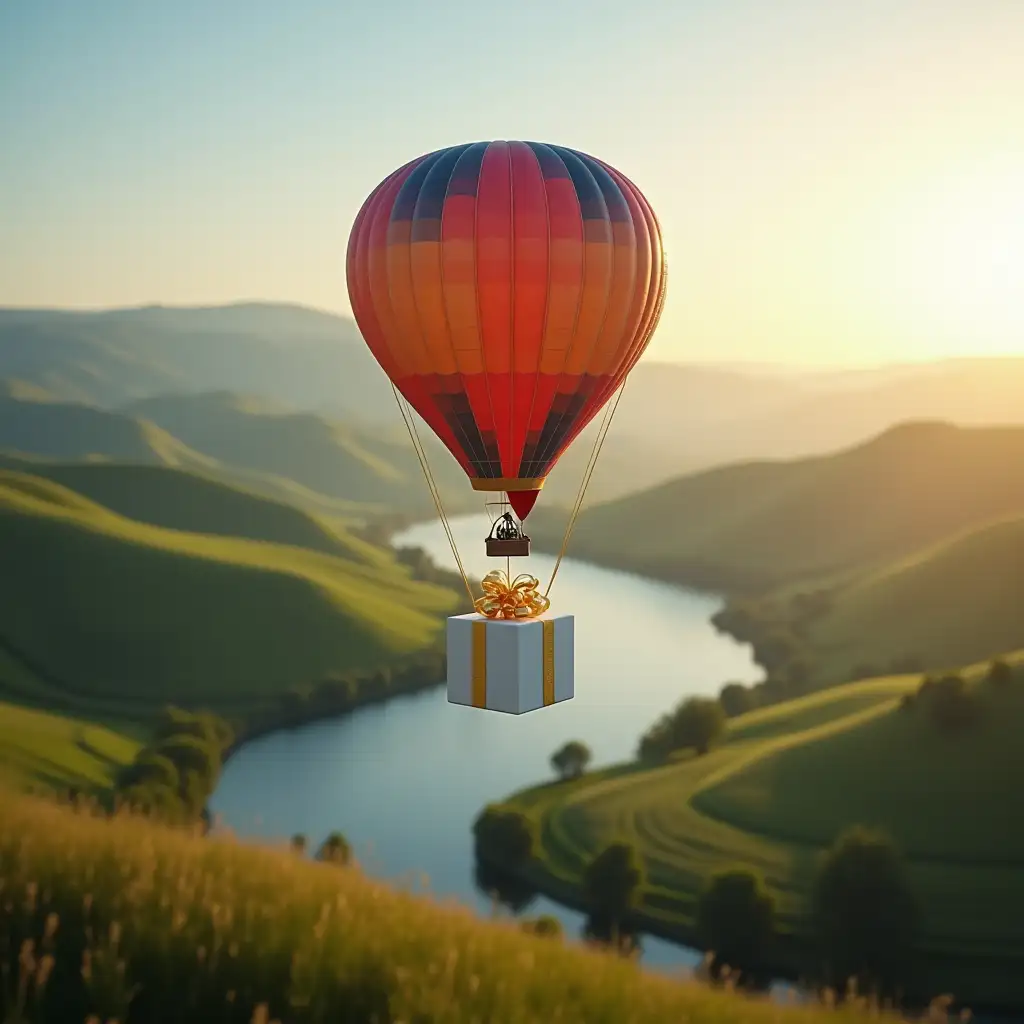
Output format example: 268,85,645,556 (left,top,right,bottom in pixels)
122,390,470,508
0,453,372,561
0,392,216,466
0,303,385,415
12,303,1024,508
802,514,1024,677
0,465,458,716
0,389,474,520
540,422,1024,592
499,663,1024,1007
